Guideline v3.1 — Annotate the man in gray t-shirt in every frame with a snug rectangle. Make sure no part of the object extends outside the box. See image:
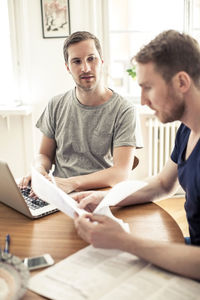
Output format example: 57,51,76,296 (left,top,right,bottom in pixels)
20,31,142,194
